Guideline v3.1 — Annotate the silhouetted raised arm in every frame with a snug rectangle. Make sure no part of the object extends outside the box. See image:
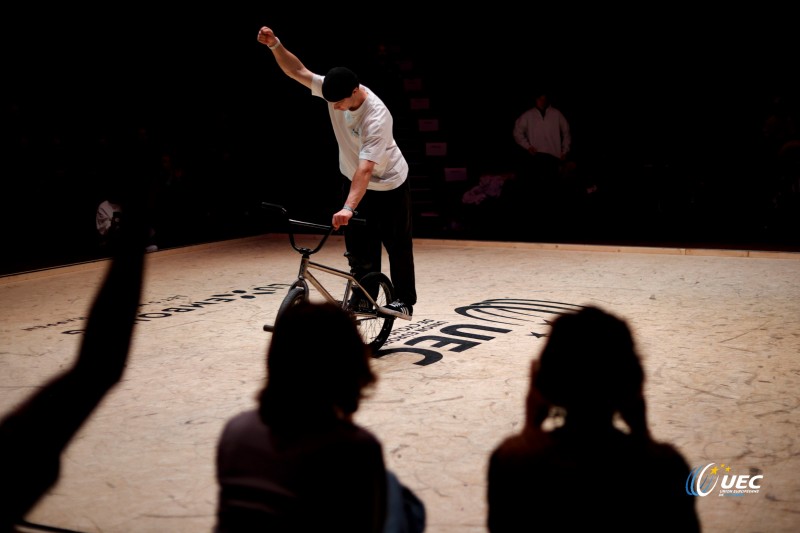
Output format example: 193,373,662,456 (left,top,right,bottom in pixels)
0,187,149,529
